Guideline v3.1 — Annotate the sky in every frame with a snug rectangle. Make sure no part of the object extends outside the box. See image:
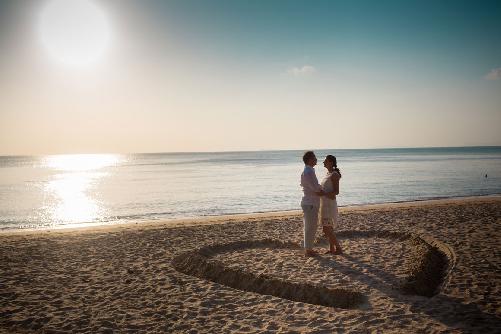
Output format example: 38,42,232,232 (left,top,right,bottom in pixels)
0,0,500,155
